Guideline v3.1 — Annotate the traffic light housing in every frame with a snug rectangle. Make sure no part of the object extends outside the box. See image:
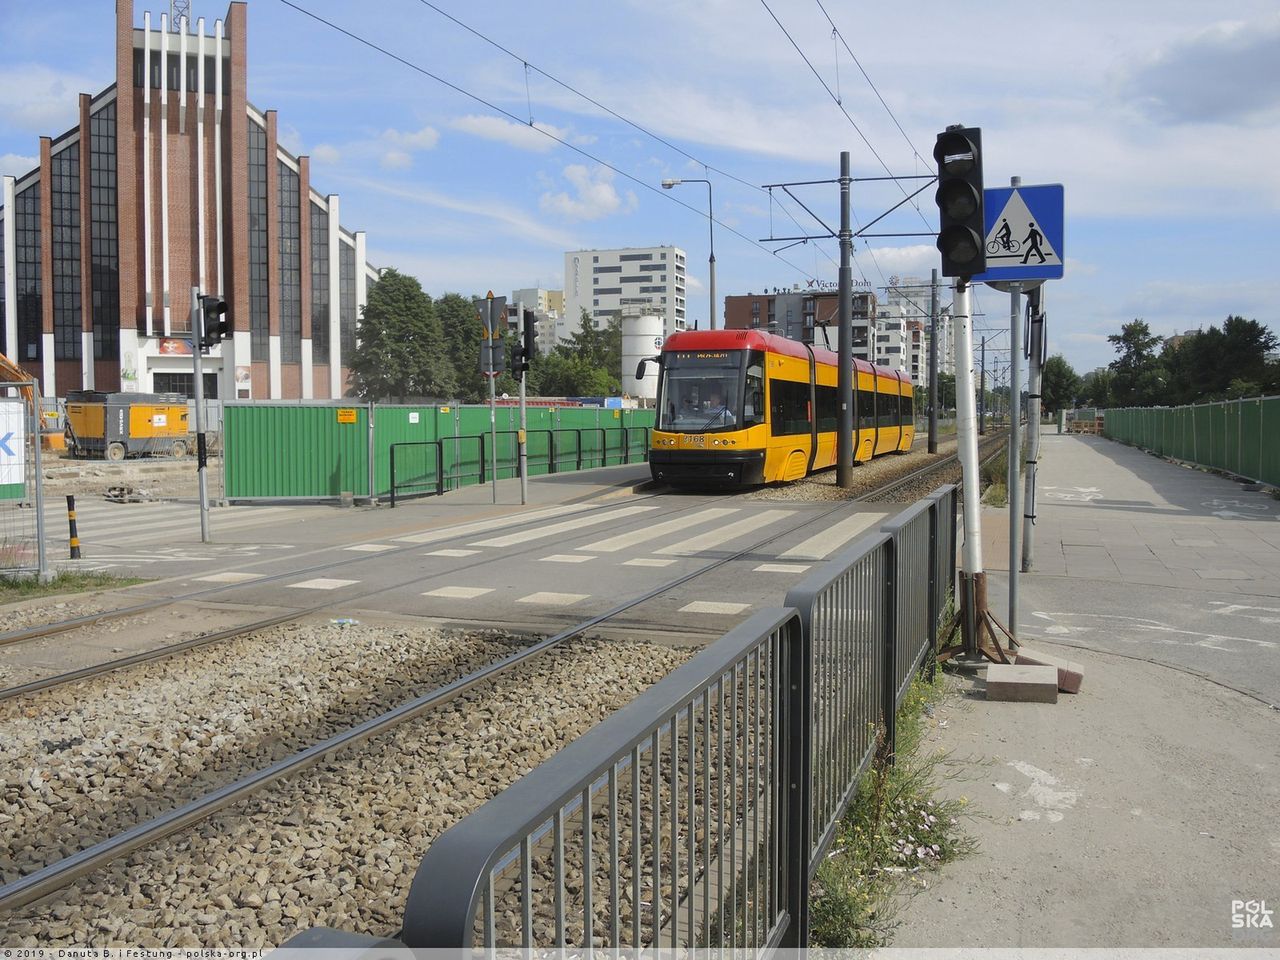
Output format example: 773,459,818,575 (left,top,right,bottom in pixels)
511,308,536,380
933,125,985,278
199,296,230,350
